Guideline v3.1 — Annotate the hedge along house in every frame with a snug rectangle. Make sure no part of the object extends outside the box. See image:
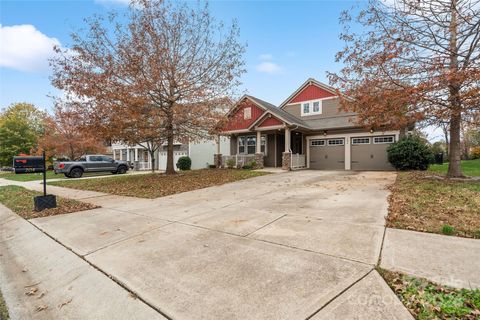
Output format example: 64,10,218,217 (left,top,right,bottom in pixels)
215,78,401,171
